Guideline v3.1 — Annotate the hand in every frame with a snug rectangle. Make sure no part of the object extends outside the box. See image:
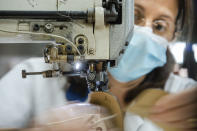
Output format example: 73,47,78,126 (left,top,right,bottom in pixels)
149,88,197,131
